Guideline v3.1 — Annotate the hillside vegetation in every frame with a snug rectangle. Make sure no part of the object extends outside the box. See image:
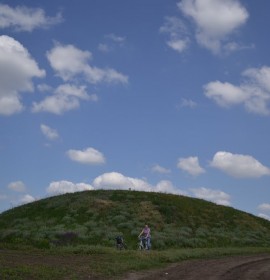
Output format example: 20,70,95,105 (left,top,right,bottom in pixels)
1,190,270,249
